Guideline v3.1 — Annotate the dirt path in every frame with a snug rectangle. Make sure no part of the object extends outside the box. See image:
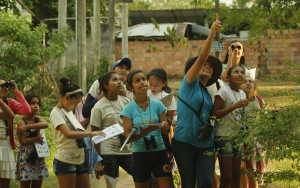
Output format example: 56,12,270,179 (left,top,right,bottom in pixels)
115,168,135,188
